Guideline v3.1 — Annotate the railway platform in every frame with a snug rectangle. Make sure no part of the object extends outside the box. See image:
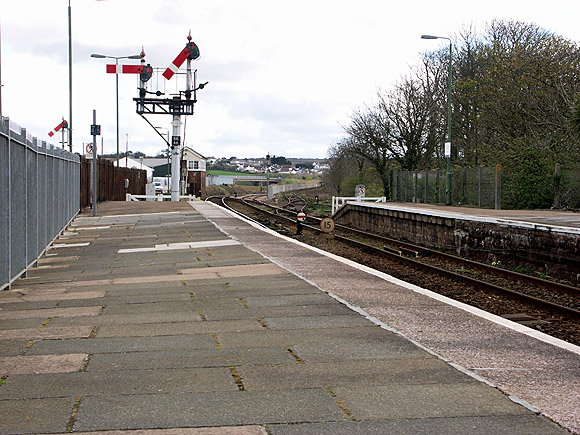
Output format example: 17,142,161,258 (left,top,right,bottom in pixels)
347,201,580,231
0,200,578,434
332,201,580,272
